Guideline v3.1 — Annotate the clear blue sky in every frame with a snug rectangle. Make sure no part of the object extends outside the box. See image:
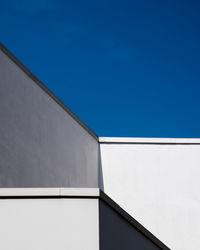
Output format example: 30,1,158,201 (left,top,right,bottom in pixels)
1,0,200,137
